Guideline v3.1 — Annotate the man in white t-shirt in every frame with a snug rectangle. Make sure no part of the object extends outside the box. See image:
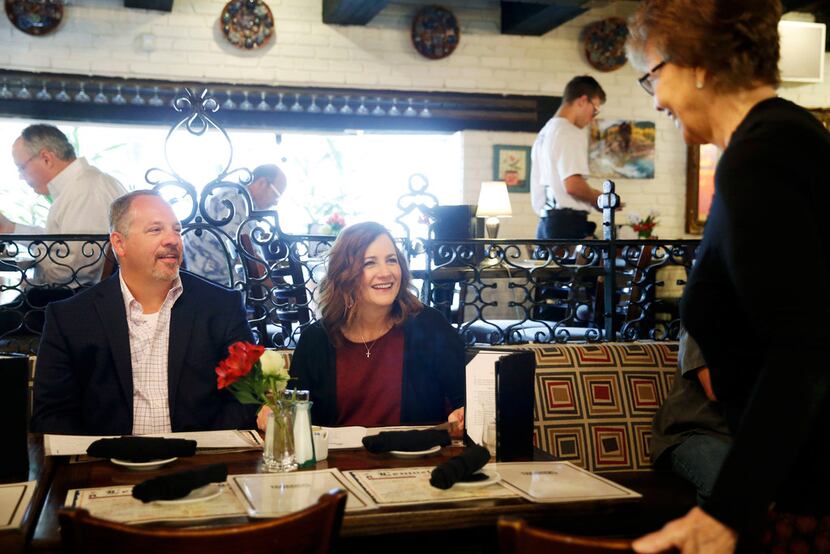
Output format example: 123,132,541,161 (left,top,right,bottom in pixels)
530,76,607,239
